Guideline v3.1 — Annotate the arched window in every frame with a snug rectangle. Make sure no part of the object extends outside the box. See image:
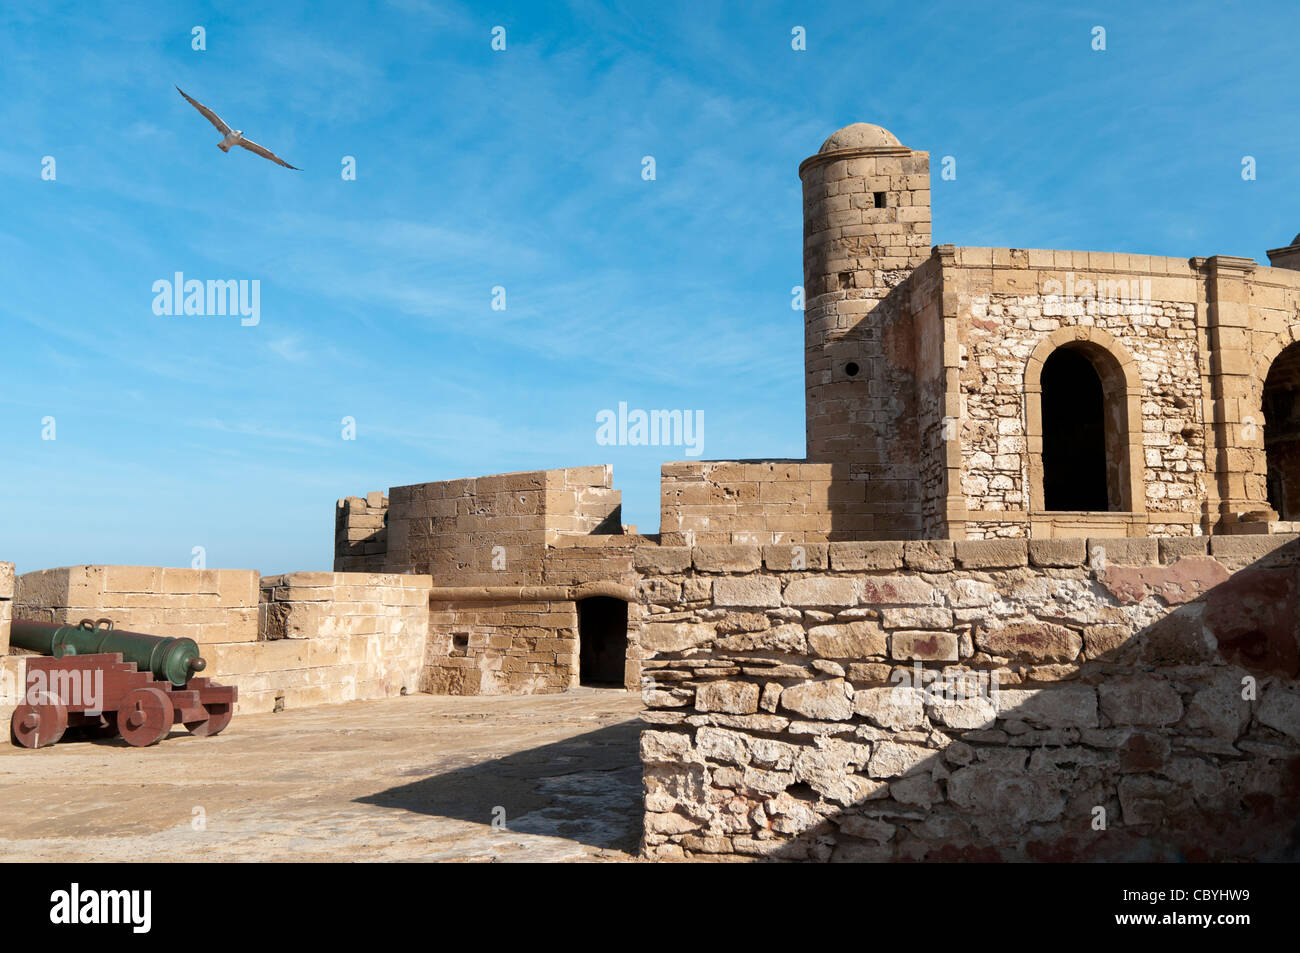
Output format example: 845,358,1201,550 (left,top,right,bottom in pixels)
1263,342,1300,520
1041,347,1109,510
1025,329,1141,516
